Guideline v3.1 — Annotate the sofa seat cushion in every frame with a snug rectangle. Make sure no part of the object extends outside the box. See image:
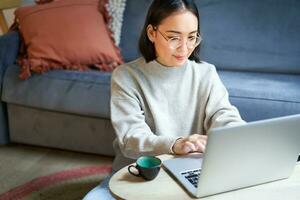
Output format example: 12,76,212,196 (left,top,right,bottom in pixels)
218,70,300,122
2,65,300,122
2,64,112,118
